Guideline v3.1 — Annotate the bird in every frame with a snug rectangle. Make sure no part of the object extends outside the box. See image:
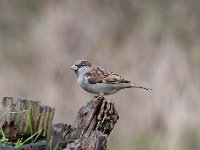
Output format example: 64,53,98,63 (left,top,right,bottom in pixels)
70,59,151,96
